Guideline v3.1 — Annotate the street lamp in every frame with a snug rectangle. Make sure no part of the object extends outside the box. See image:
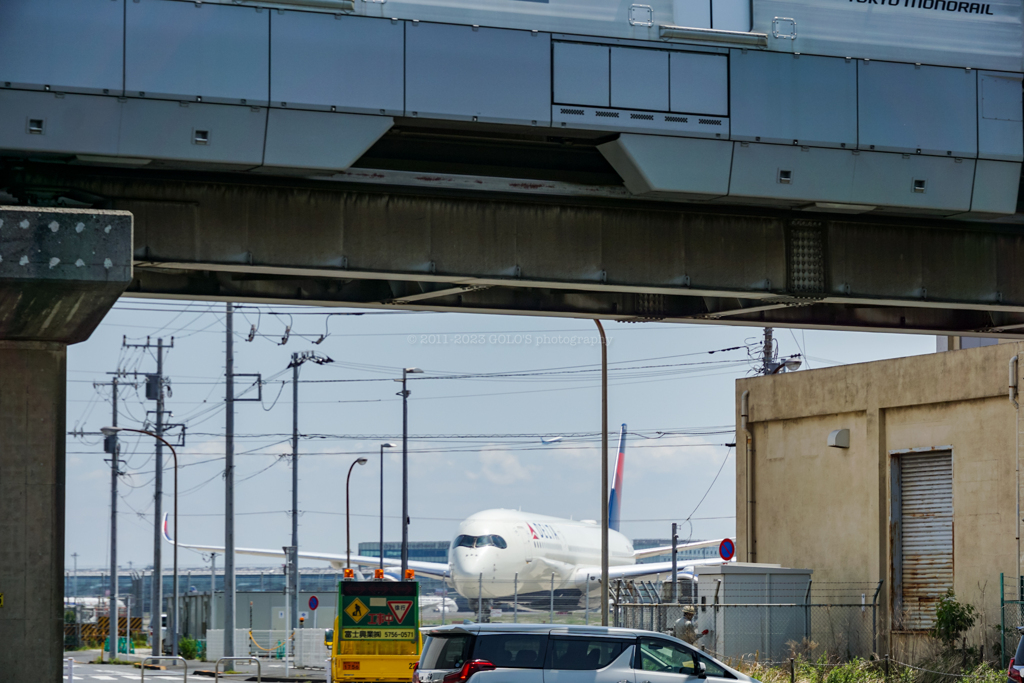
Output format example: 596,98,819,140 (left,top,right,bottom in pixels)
101,426,179,654
346,458,369,569
769,357,803,374
593,321,609,626
397,367,423,578
379,443,396,571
